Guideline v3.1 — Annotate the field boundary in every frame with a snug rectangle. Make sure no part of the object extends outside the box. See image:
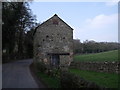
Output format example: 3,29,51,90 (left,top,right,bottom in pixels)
70,61,120,74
